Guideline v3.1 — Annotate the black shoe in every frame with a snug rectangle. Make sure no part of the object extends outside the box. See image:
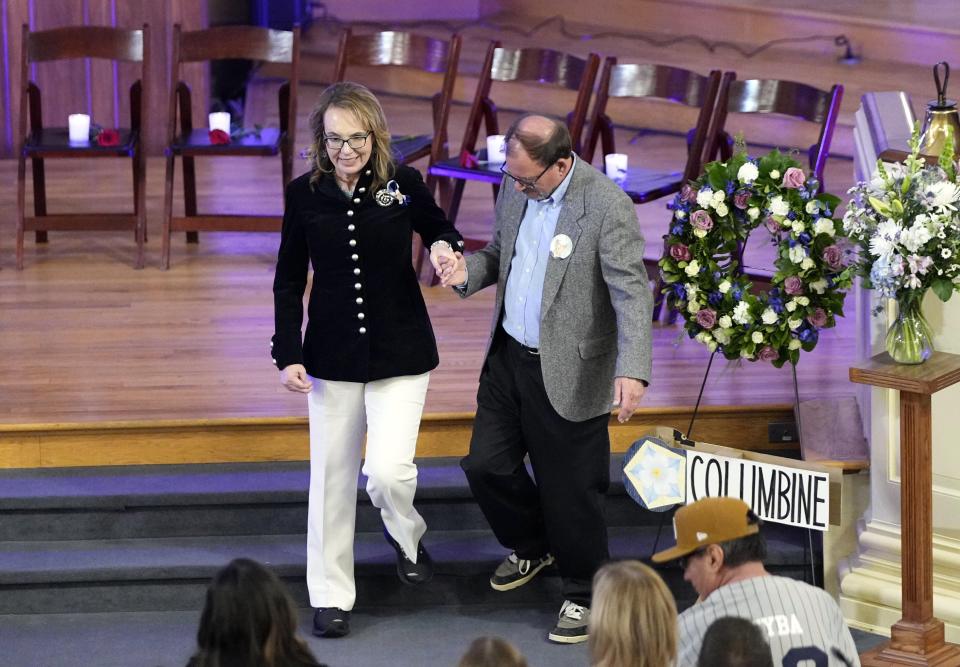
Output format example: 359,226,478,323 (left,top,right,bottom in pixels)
383,528,434,585
313,607,350,638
